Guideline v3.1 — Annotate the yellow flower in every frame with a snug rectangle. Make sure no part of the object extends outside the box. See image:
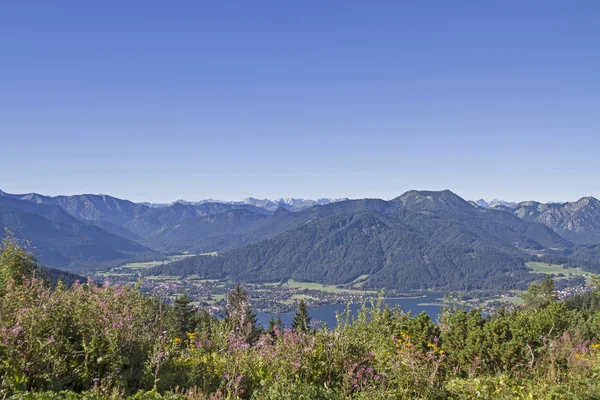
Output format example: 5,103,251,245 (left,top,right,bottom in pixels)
173,338,181,343
186,332,196,340
592,344,600,349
